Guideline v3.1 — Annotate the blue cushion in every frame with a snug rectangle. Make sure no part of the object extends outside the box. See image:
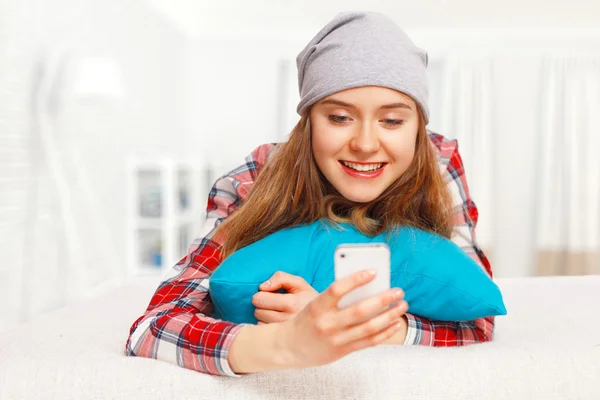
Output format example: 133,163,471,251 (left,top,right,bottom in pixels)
209,220,506,324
